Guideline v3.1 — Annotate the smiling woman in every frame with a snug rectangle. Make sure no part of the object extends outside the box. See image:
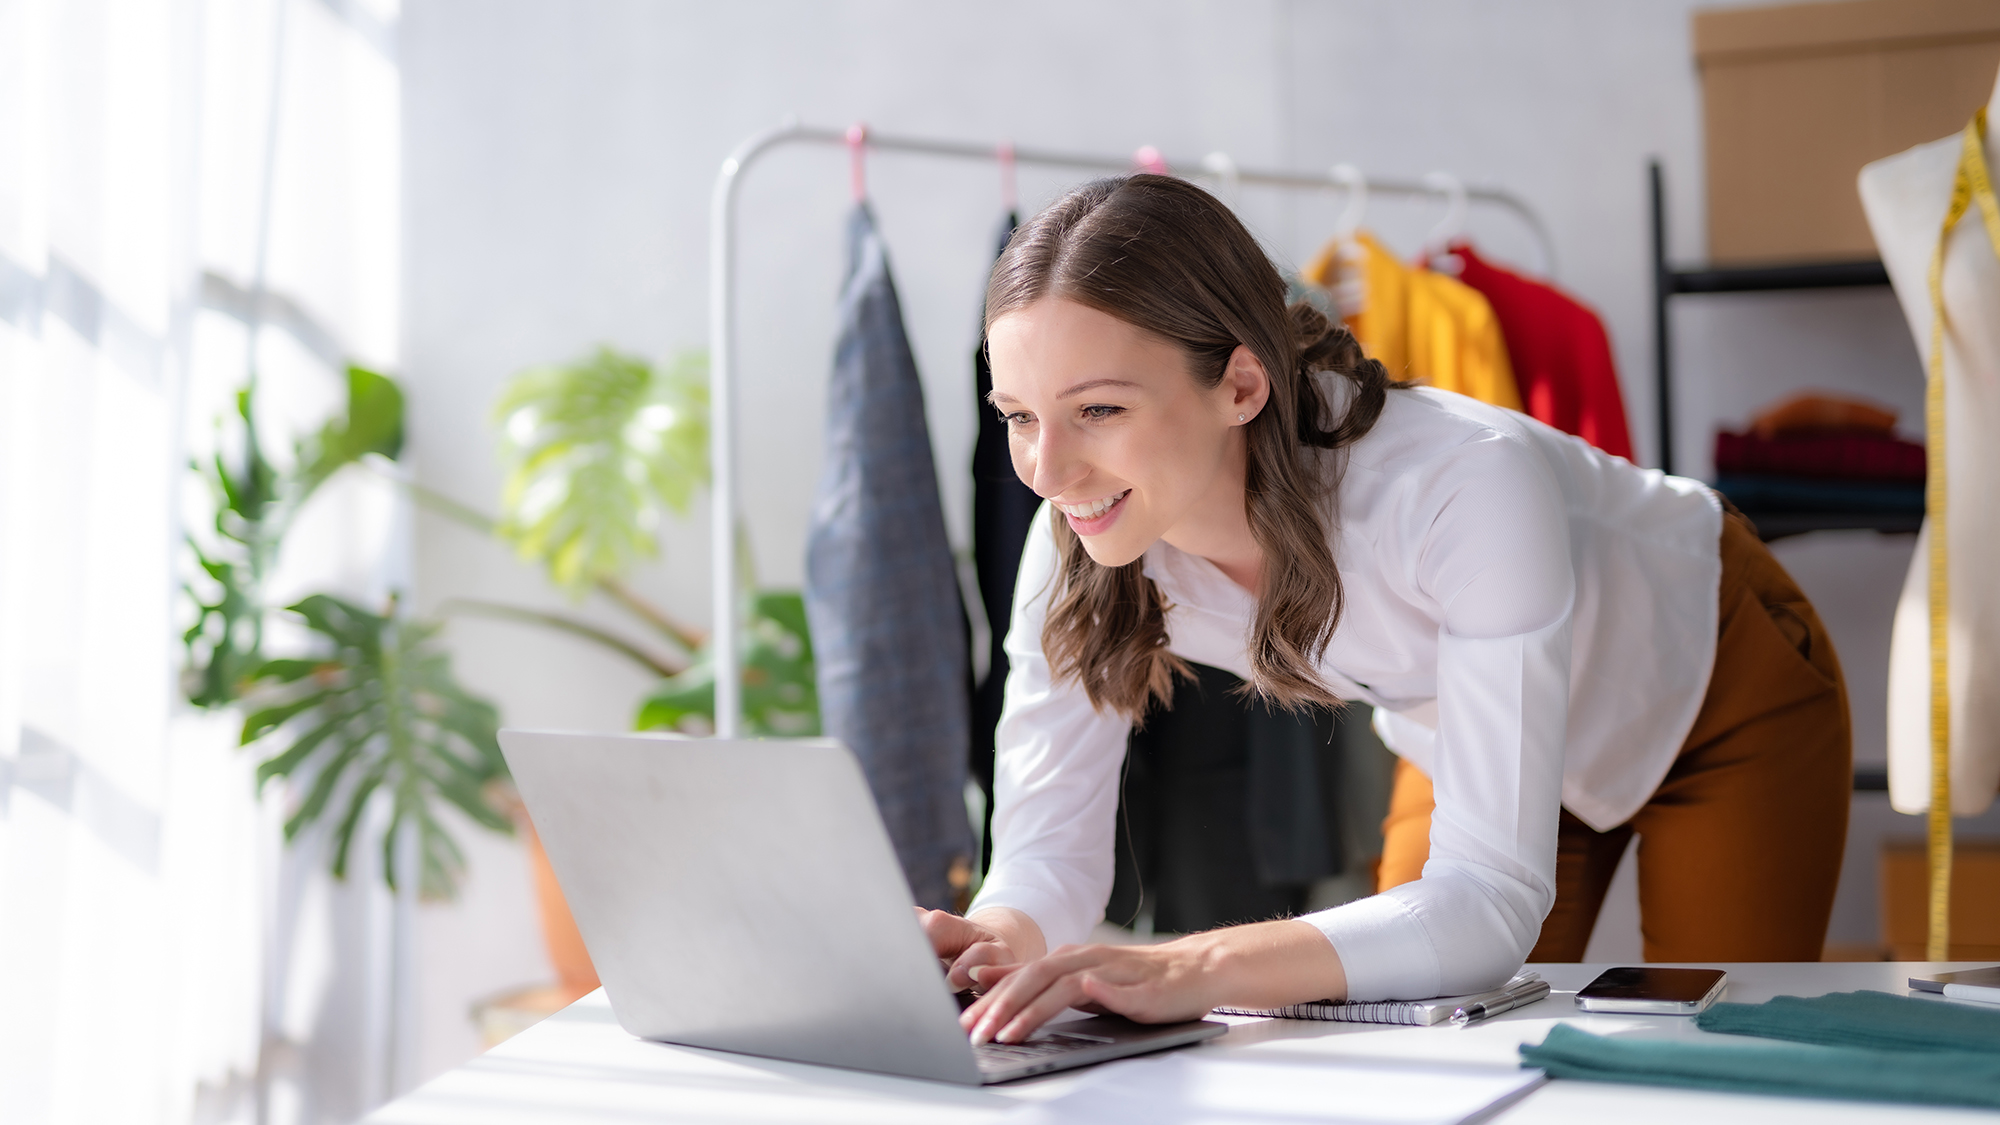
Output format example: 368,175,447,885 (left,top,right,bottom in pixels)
920,175,1851,1049
982,176,1398,720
